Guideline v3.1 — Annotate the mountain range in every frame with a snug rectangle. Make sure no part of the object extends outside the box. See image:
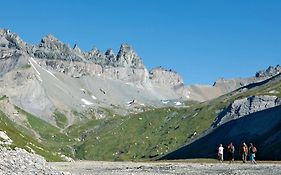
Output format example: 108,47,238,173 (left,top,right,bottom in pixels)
0,29,280,161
